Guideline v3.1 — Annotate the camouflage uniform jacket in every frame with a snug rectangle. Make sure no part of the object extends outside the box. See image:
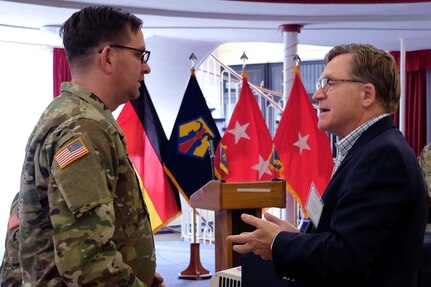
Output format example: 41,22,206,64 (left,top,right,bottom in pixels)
419,143,431,227
419,143,431,198
19,82,155,287
0,193,21,286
